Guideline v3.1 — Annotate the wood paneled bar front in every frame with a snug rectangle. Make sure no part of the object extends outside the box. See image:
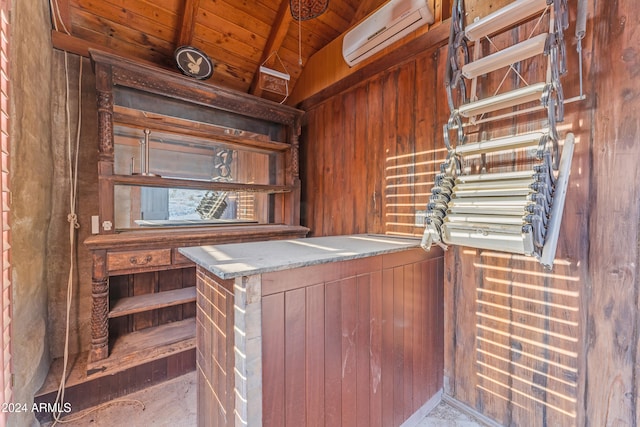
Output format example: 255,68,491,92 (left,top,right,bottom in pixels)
84,50,308,375
180,234,445,427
